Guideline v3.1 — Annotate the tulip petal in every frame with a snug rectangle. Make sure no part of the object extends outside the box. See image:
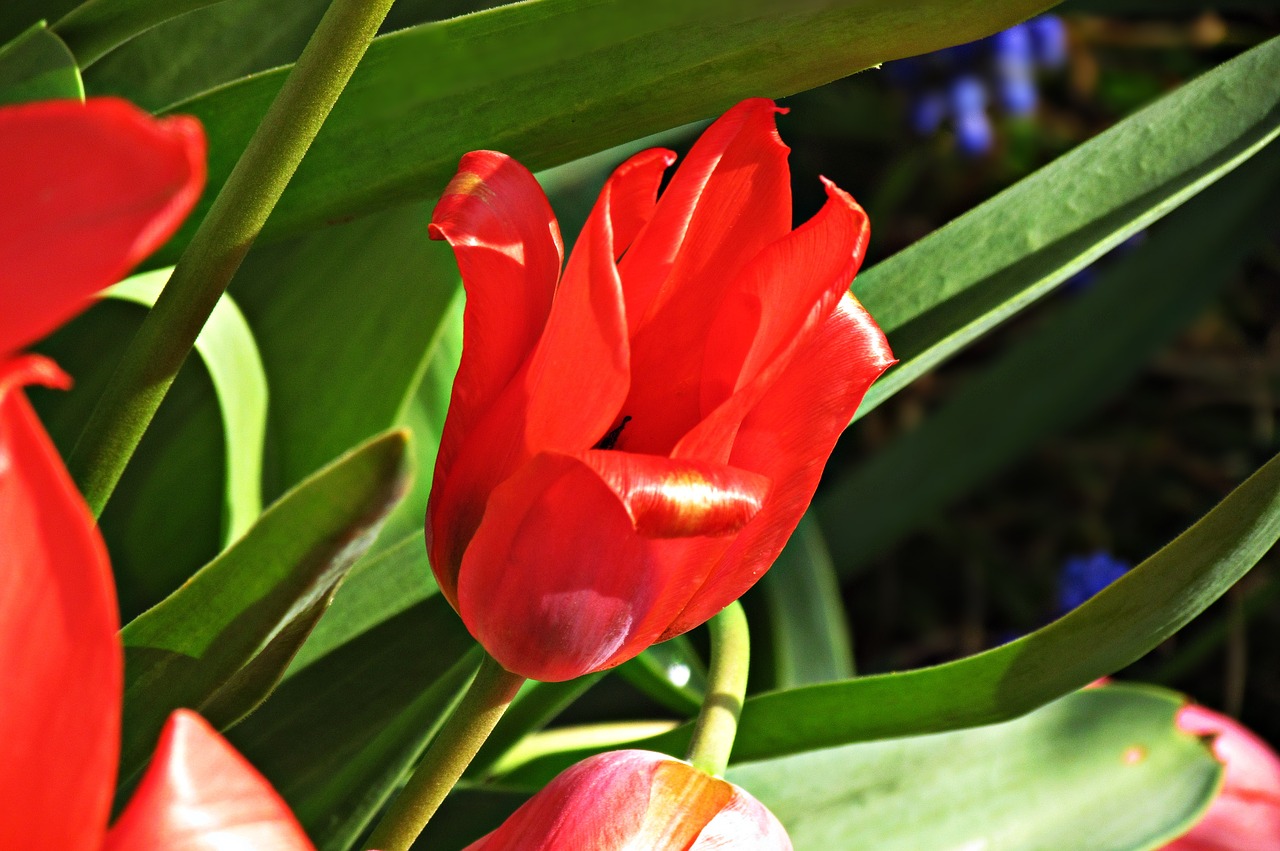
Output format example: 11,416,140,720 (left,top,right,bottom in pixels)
427,152,565,490
1164,704,1280,850
456,452,768,680
662,294,893,638
0,98,205,356
465,751,737,851
428,151,669,600
103,709,315,851
617,99,793,455
691,785,794,850
0,355,120,851
698,177,871,418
